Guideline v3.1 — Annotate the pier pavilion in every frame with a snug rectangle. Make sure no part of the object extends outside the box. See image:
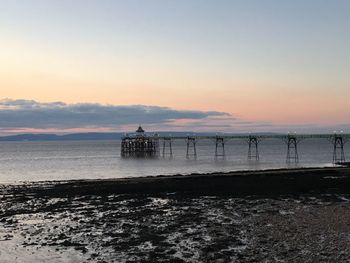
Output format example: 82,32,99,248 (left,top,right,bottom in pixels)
121,126,159,157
